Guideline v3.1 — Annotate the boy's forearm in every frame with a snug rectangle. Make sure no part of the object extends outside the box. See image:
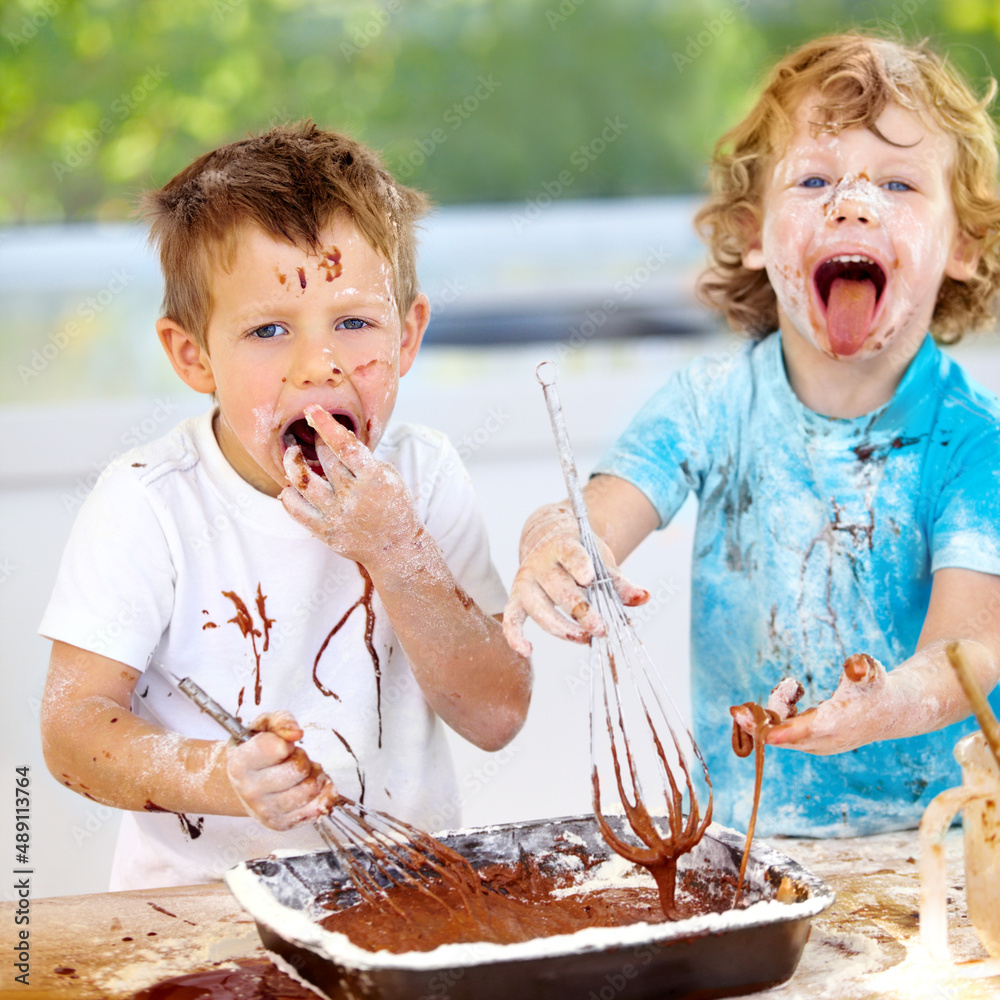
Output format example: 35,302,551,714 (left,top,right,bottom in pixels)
882,638,999,739
365,530,532,752
42,693,244,817
767,638,999,753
